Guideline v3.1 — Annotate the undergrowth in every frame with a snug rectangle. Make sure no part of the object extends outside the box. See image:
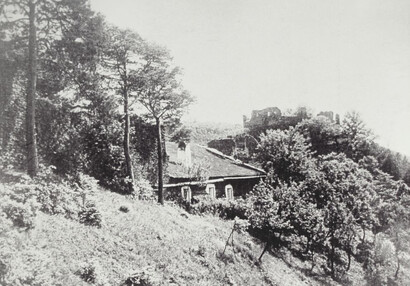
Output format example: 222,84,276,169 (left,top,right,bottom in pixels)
0,170,329,285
